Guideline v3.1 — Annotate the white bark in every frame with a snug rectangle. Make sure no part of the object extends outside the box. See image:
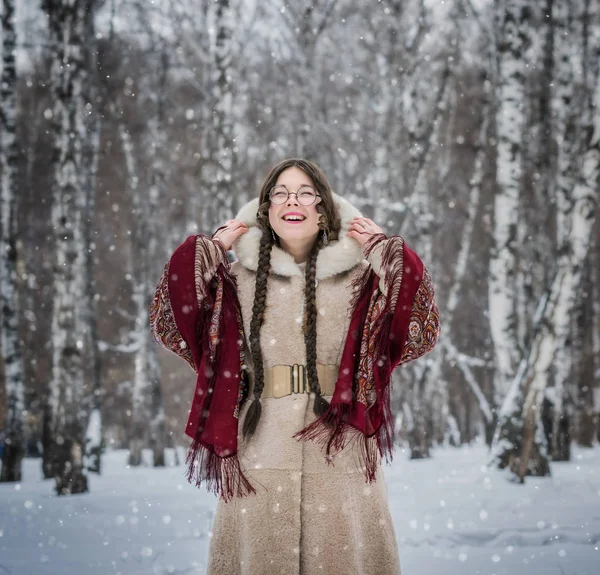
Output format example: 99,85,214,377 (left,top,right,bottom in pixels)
44,0,99,495
489,1,532,405
548,0,585,459
205,0,236,230
0,0,26,483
